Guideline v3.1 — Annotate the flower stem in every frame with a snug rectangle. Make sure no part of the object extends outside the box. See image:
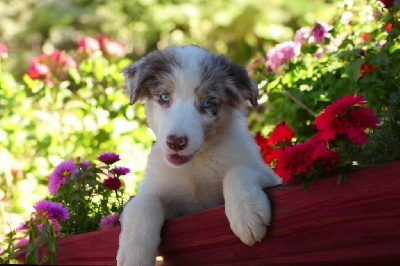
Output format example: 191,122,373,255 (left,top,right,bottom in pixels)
283,90,317,117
